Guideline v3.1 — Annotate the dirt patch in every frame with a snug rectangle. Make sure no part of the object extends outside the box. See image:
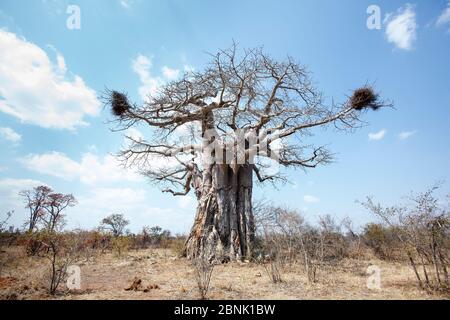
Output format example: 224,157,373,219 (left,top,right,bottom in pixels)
0,247,447,300
0,277,17,289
